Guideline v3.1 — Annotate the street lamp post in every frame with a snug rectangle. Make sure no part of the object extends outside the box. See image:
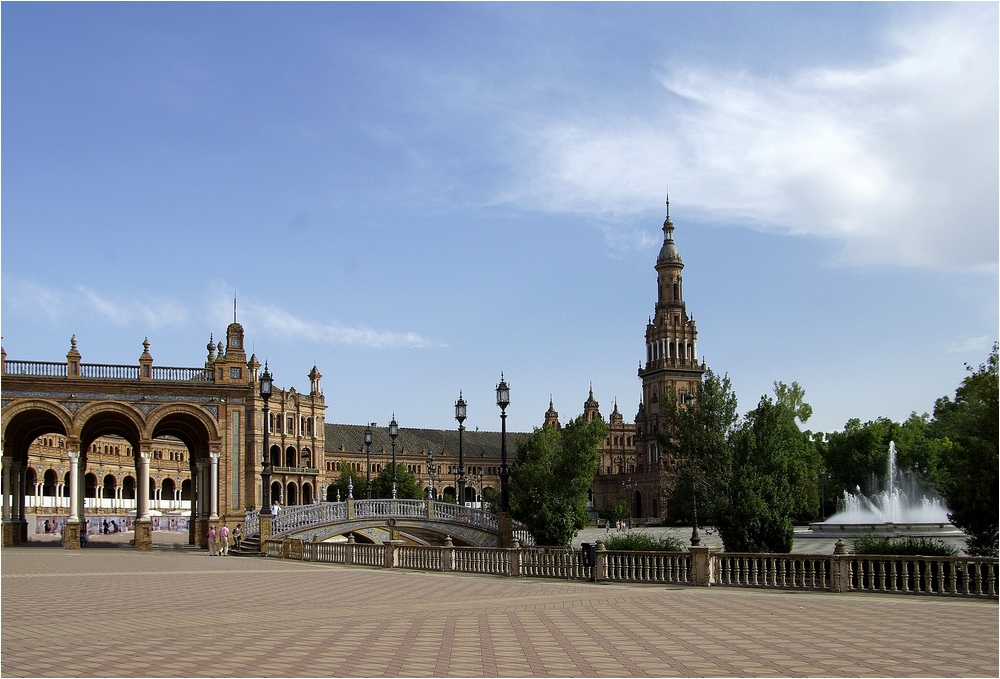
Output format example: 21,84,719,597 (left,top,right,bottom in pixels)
621,476,637,528
455,391,467,508
258,363,274,551
690,479,701,547
388,415,399,499
426,453,437,500
364,425,373,500
496,374,510,512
